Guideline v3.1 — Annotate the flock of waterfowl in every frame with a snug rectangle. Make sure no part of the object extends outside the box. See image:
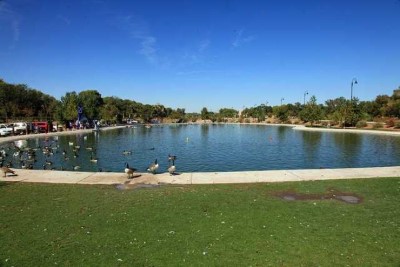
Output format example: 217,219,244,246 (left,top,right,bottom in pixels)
0,137,178,178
